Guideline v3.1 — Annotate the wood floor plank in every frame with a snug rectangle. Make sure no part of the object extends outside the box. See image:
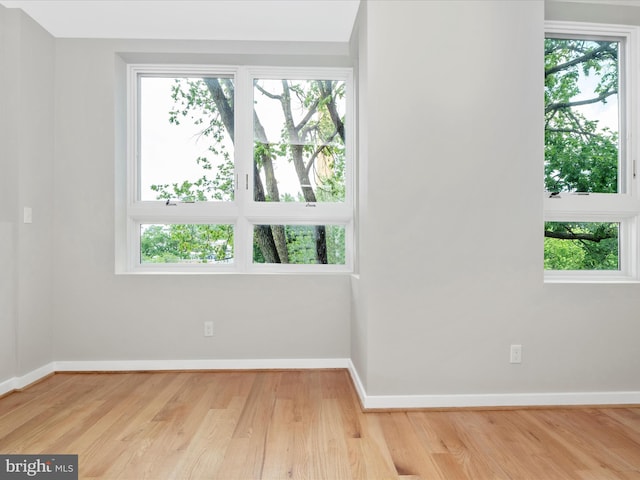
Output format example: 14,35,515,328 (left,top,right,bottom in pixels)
123,373,223,480
1,370,640,479
78,373,192,478
435,411,505,479
308,398,353,480
528,409,640,476
212,372,279,479
377,412,444,479
474,410,576,480
0,374,87,449
260,398,303,479
409,411,505,479
0,374,73,425
351,414,400,480
168,396,245,480
34,374,146,455
602,408,640,438
496,410,583,479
